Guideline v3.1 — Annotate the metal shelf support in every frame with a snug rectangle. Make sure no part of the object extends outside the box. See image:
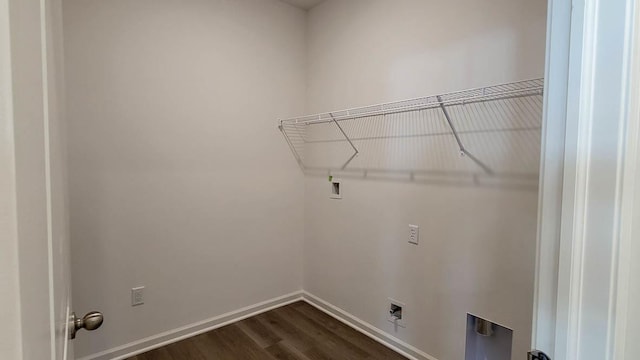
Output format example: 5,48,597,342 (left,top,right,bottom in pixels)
330,113,359,170
437,96,494,175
